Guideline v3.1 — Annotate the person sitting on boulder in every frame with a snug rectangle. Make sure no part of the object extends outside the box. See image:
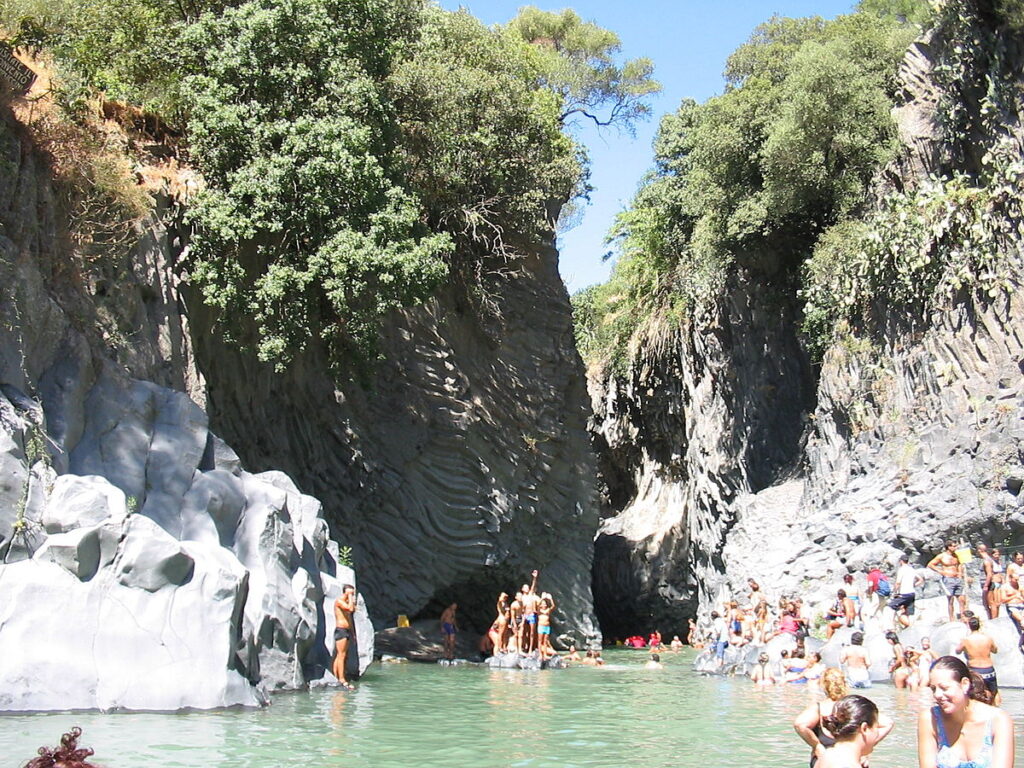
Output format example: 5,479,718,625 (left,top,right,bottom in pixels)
23,726,99,768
